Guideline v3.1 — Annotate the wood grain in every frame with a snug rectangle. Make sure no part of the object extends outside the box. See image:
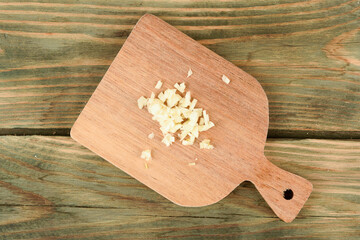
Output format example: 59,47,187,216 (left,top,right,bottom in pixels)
0,136,358,239
0,0,359,134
